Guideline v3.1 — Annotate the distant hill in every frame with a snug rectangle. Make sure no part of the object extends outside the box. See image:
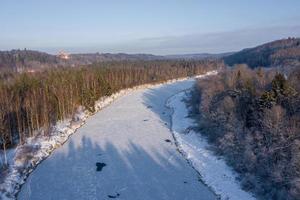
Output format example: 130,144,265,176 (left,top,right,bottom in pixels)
69,53,165,65
70,52,231,64
223,38,300,68
165,52,234,60
0,50,167,71
0,50,227,71
0,49,65,71
2,38,300,72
